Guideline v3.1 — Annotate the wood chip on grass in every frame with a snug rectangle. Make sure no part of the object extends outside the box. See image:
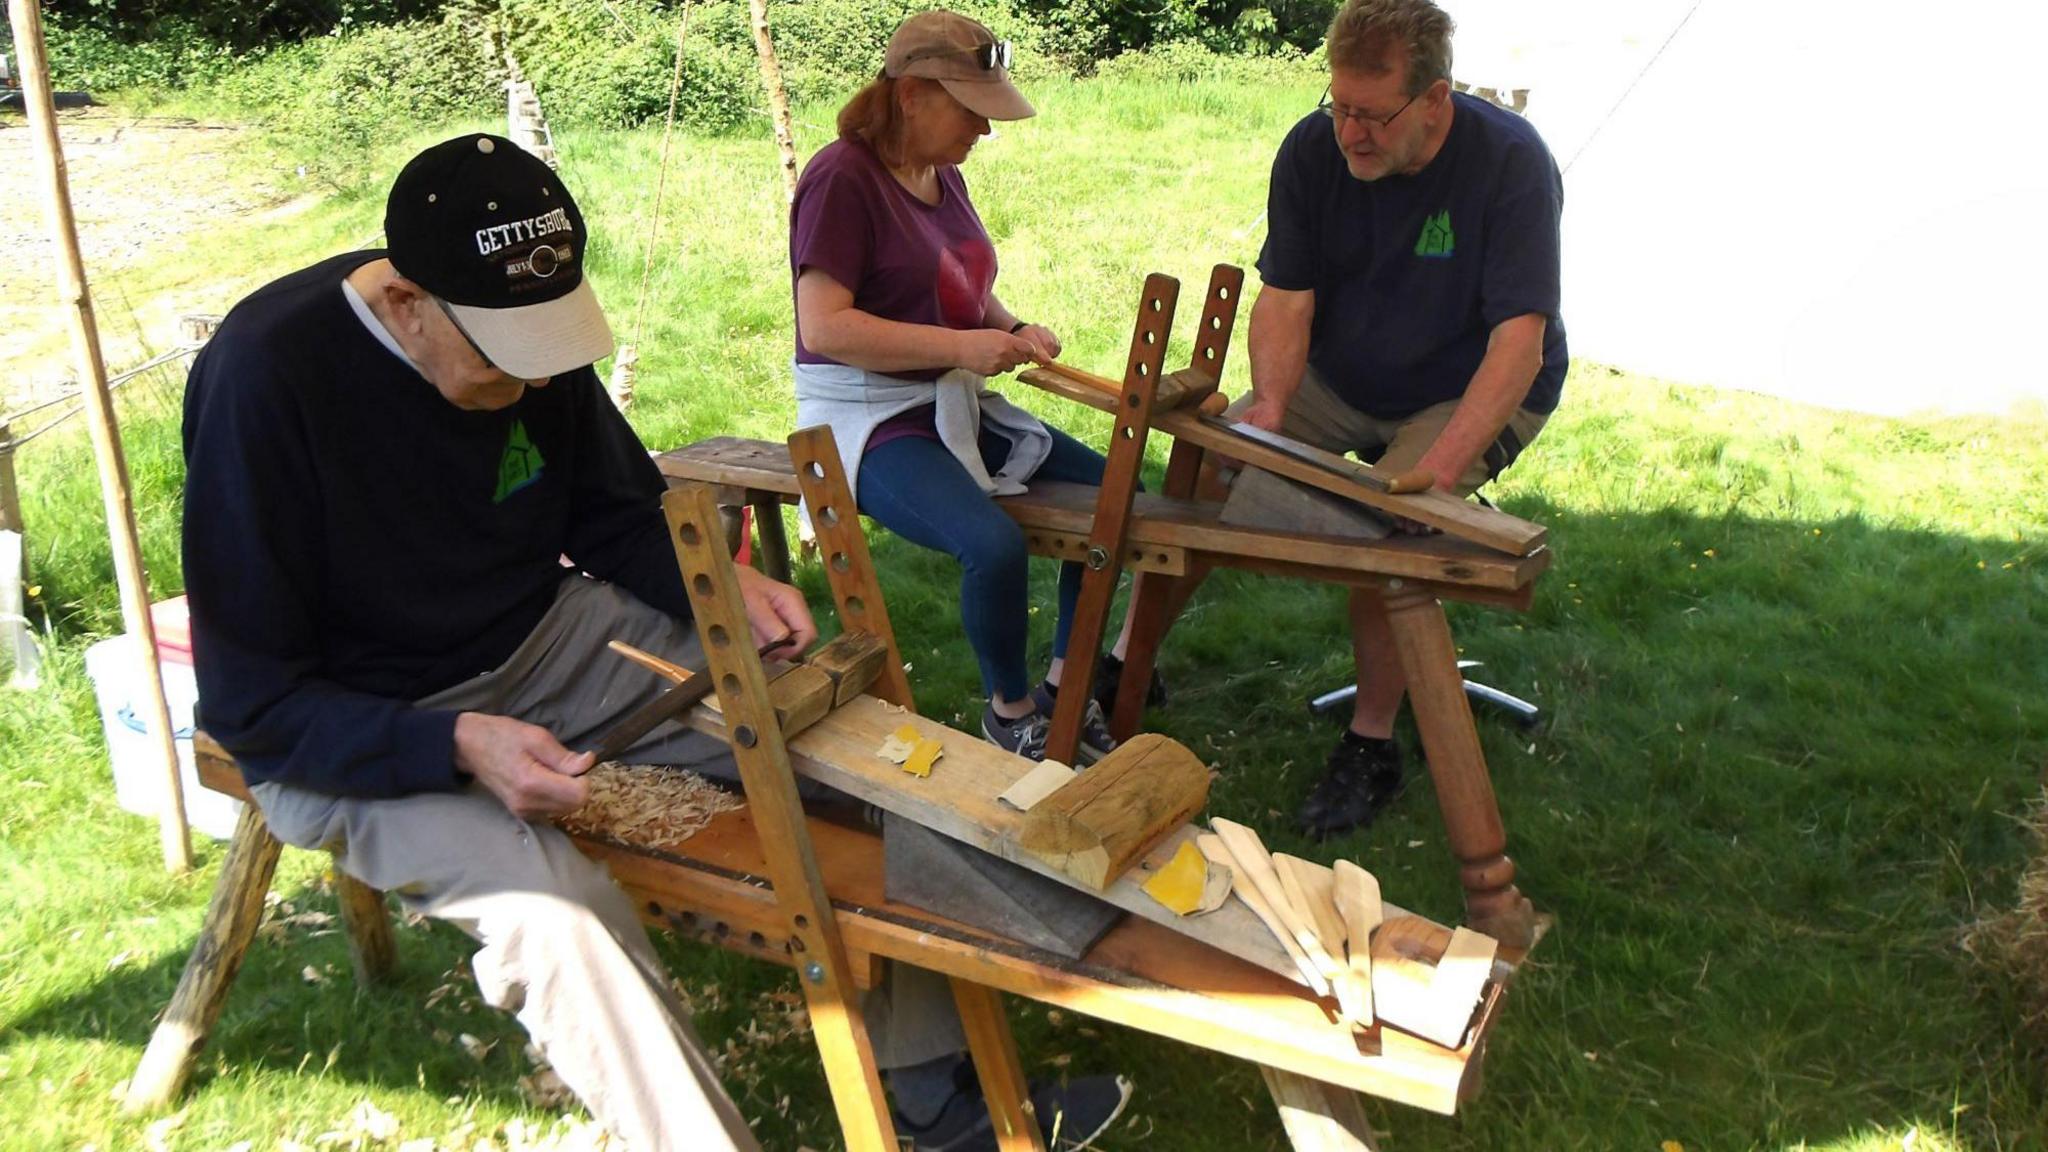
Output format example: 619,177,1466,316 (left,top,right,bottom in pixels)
558,761,745,849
